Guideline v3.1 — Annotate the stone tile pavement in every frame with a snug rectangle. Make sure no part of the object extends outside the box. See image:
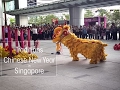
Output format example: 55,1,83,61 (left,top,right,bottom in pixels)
0,40,120,90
